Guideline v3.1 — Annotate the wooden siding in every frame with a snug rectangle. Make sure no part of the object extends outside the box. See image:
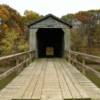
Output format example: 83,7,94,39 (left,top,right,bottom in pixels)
29,17,70,29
